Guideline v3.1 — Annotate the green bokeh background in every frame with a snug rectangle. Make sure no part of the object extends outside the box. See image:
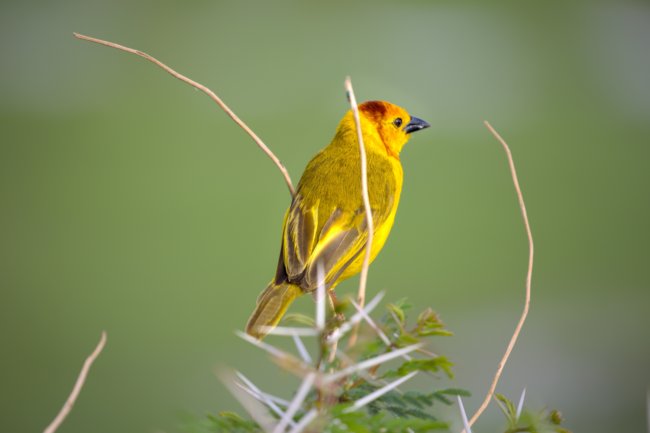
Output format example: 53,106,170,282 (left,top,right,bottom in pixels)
1,0,649,432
